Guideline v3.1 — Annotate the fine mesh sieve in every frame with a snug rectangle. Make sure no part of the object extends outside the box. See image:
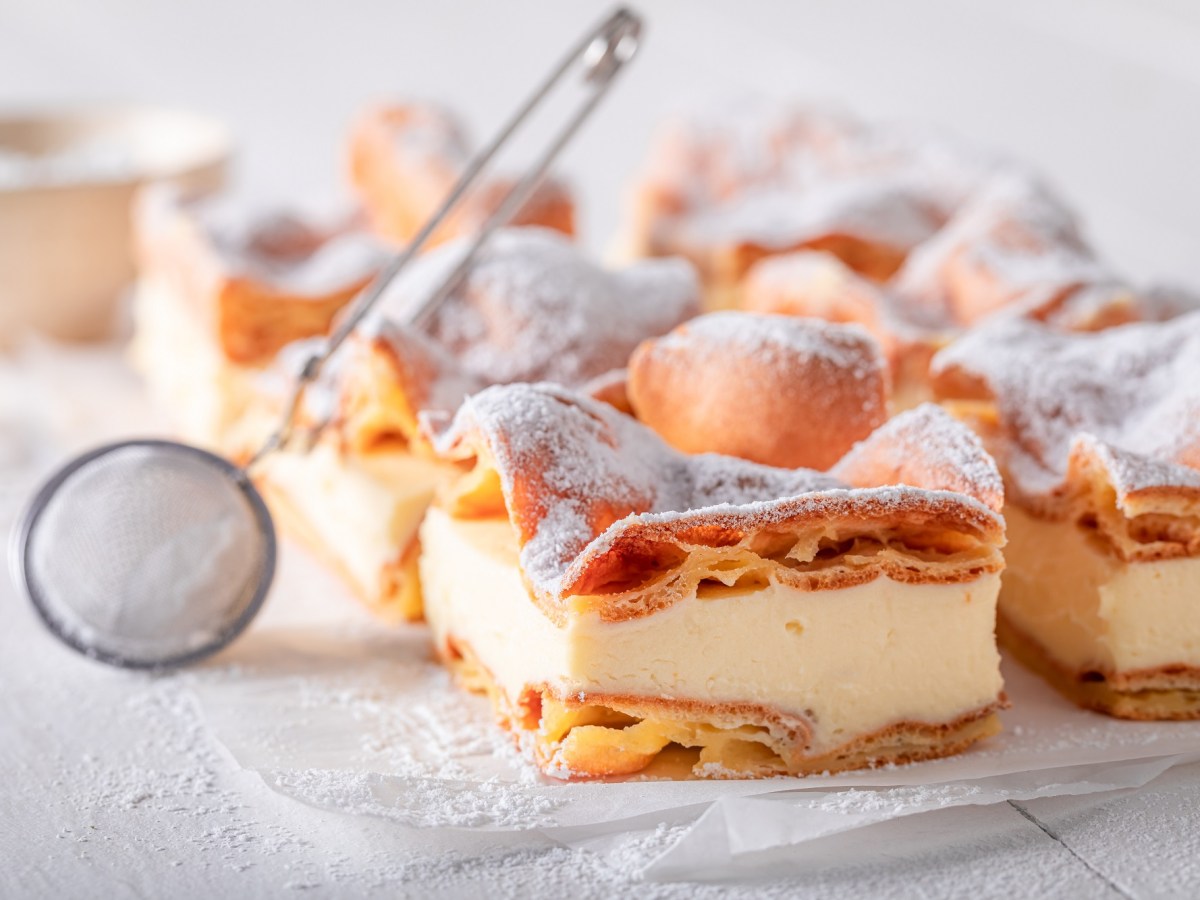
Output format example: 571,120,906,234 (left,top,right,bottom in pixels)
13,441,274,669
9,7,642,669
